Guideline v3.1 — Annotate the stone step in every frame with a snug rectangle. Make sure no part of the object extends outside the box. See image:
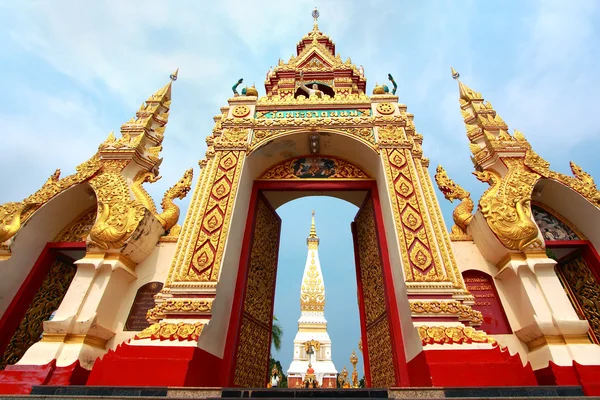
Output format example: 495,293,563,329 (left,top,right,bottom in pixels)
2,397,600,400
18,385,593,399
